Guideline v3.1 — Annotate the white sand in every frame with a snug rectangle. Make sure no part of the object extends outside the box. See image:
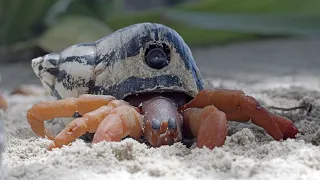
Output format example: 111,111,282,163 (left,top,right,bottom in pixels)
2,77,320,180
